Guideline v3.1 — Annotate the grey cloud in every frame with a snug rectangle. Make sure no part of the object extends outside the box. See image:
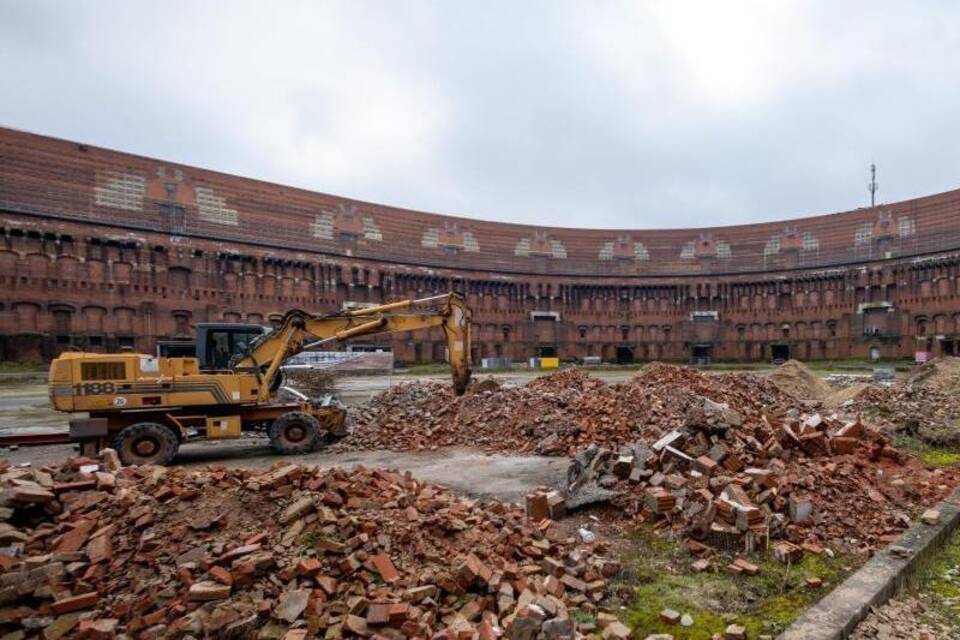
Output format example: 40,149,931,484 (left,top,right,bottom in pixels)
1,0,958,229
